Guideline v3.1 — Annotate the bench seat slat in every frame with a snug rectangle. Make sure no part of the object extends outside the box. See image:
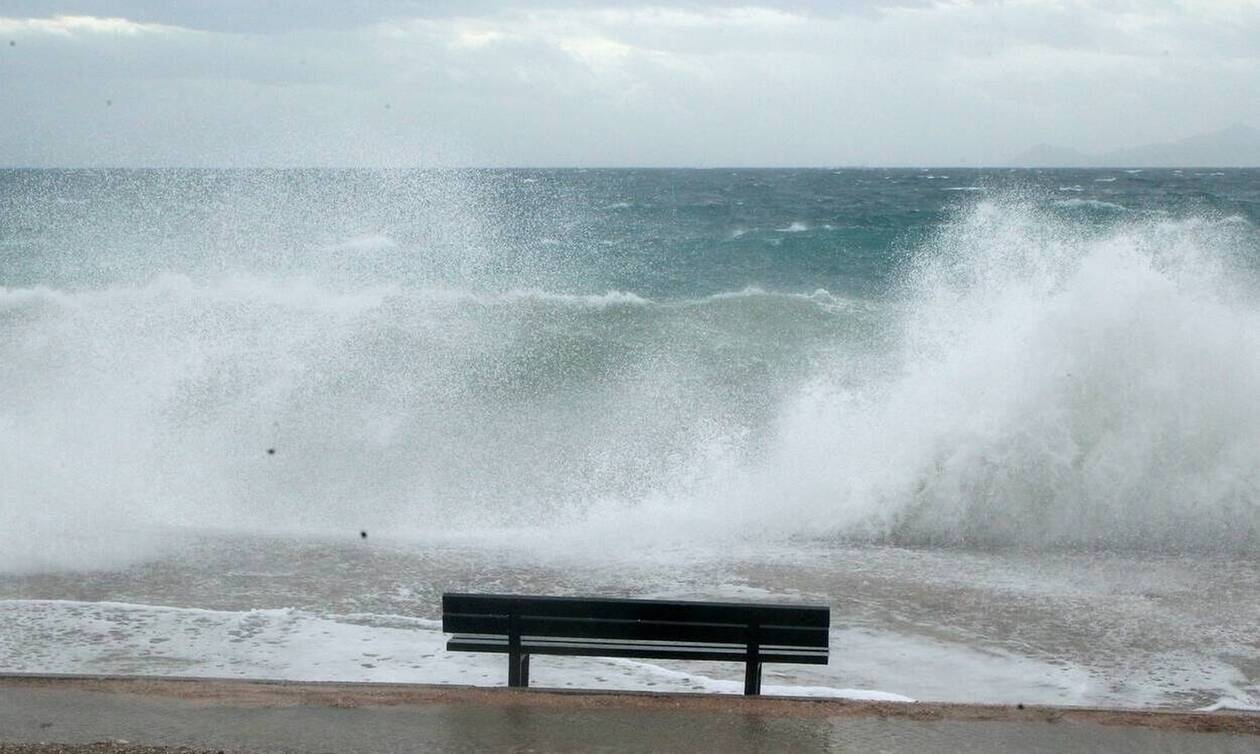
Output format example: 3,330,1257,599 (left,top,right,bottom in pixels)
449,633,830,653
443,613,828,647
447,635,830,664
